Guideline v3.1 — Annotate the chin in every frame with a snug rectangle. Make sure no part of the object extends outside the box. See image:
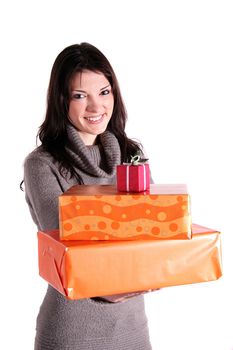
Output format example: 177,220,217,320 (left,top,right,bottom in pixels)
95,126,108,135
